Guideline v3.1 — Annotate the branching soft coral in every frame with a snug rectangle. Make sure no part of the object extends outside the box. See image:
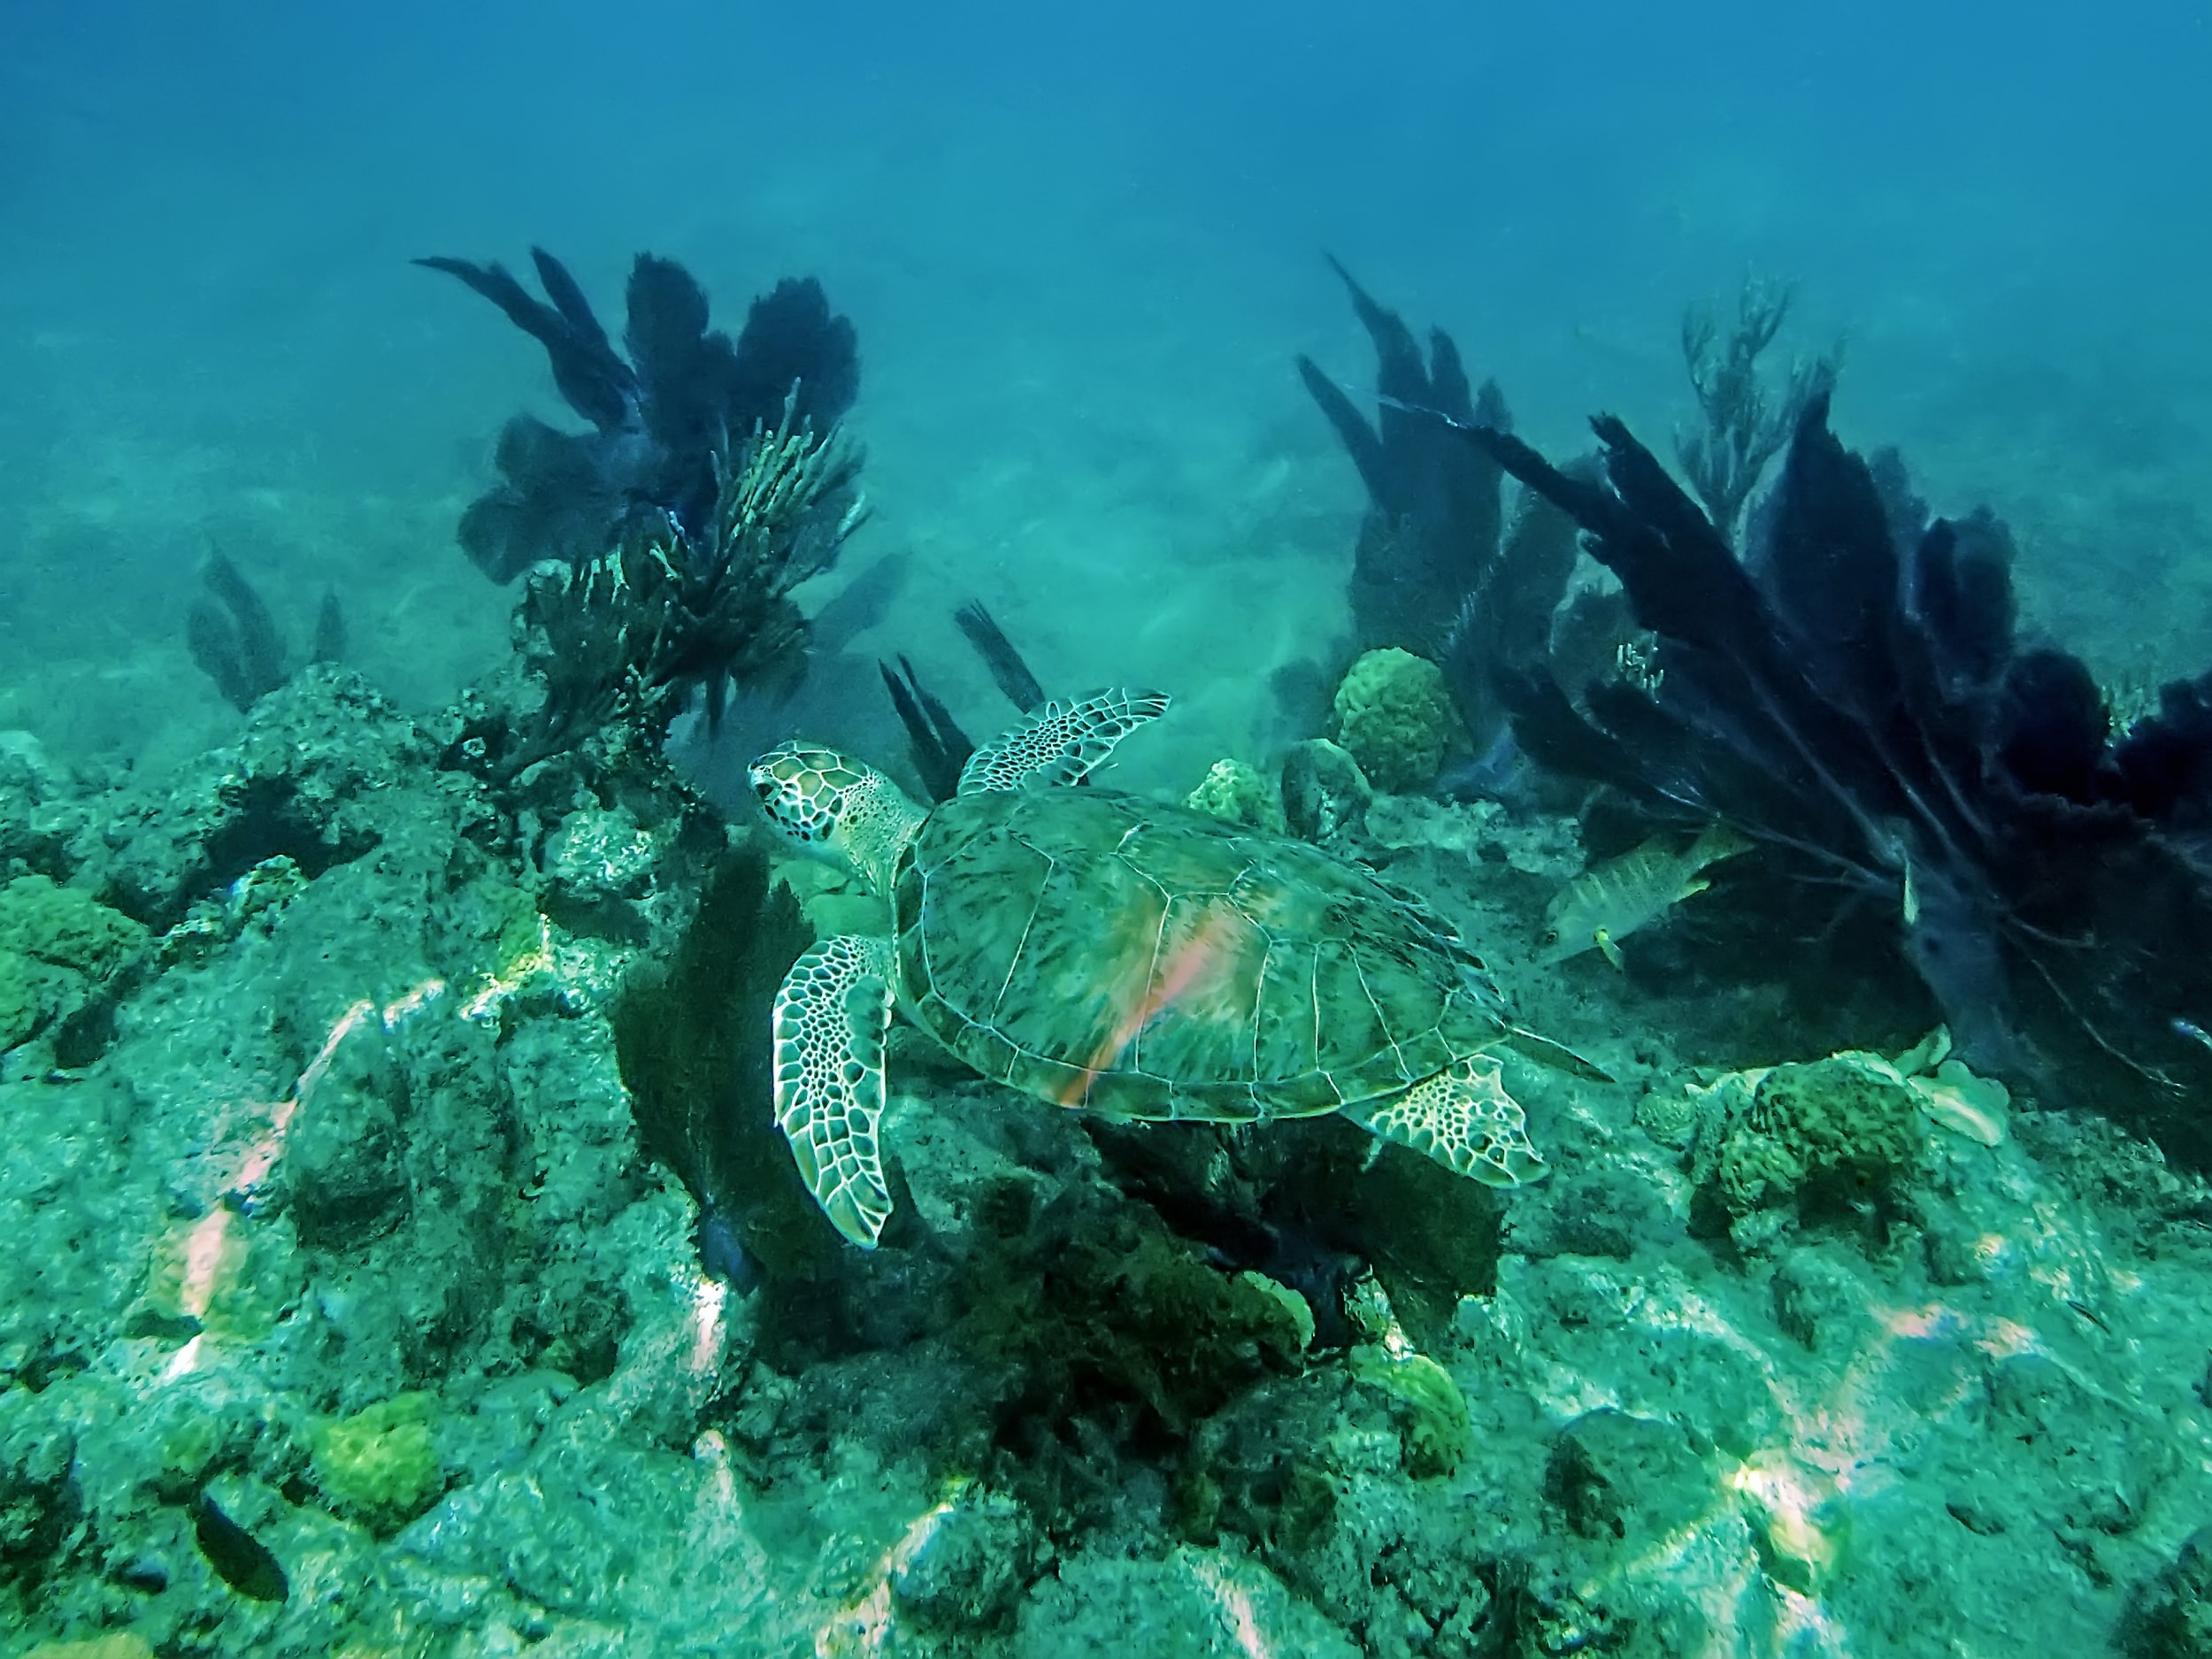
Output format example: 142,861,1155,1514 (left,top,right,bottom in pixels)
1470,393,2212,1159
453,393,866,782
1673,278,1838,539
419,247,859,582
